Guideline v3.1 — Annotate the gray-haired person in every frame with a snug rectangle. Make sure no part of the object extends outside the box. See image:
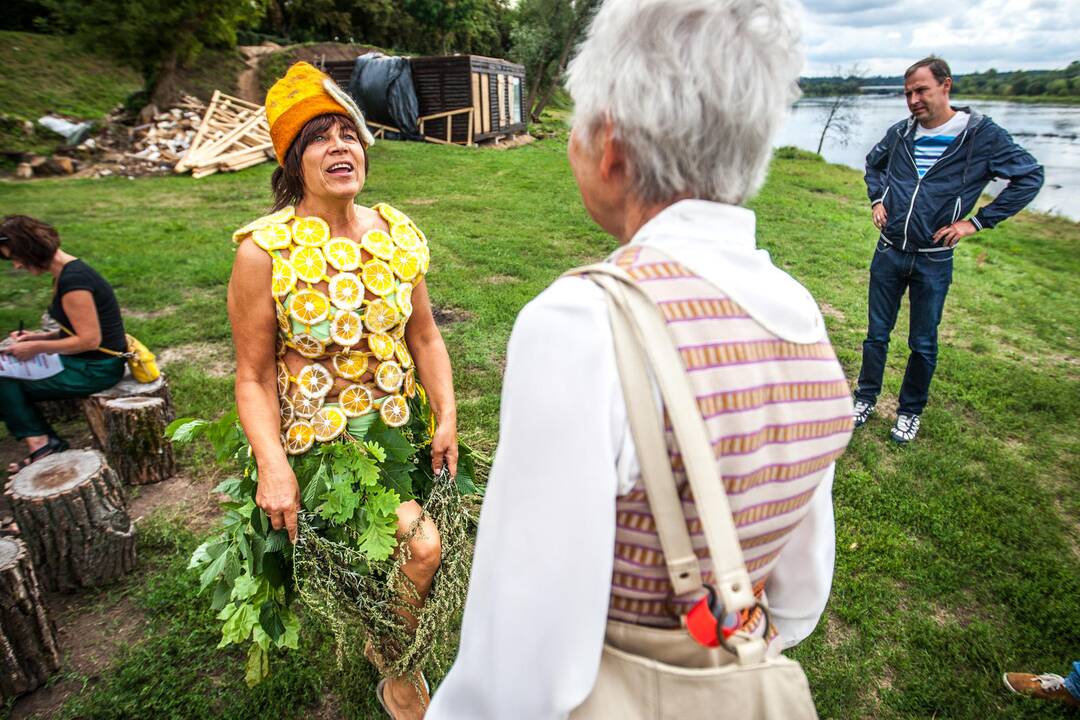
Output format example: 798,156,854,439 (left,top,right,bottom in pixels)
428,0,853,717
